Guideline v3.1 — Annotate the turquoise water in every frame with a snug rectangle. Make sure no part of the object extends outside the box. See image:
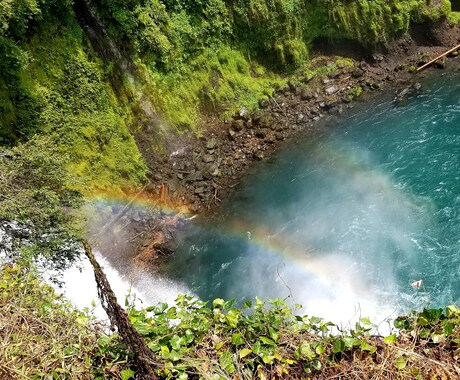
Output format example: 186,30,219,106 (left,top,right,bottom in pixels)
164,71,460,324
